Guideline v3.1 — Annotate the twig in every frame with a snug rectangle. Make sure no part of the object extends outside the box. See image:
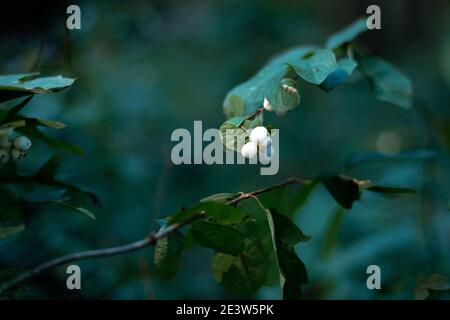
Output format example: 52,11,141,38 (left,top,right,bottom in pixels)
0,177,309,295
226,177,308,205
0,212,203,295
